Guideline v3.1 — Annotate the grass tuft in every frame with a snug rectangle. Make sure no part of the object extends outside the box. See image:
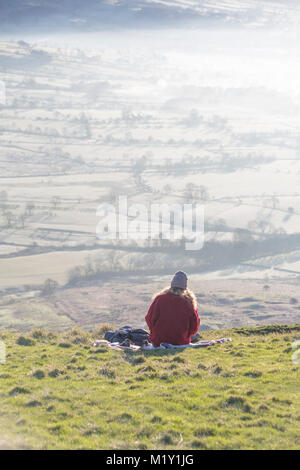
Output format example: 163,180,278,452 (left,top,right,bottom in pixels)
31,369,45,380
9,387,29,396
58,342,72,348
48,368,65,378
99,368,116,379
16,336,35,346
26,400,43,408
